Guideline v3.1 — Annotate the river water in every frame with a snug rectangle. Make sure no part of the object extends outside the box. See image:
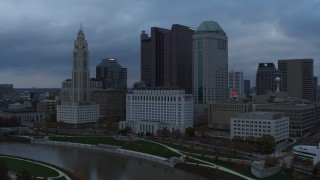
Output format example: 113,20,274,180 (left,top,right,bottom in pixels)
0,143,207,180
